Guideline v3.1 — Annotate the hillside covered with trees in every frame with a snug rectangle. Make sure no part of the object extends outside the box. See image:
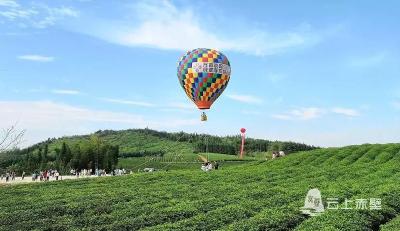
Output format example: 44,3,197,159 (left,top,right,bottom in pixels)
2,135,119,174
0,128,317,174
